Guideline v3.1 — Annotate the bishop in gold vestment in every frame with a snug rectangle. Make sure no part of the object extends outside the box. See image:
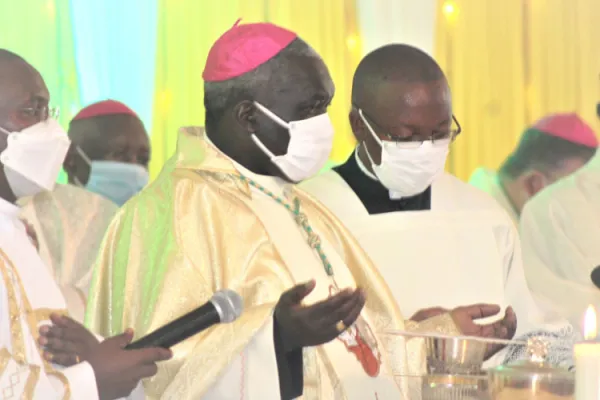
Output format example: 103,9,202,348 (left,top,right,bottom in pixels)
86,128,462,399
86,22,461,400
